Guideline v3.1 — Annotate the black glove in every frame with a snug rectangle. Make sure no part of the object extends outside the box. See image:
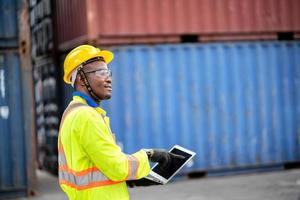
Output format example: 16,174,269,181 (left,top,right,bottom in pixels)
146,149,185,170
126,178,162,187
